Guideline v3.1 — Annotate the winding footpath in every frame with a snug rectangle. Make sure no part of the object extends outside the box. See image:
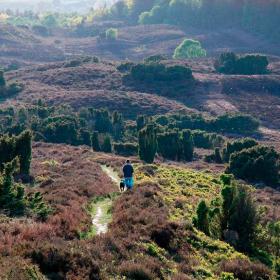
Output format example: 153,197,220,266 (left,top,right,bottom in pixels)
90,165,120,235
